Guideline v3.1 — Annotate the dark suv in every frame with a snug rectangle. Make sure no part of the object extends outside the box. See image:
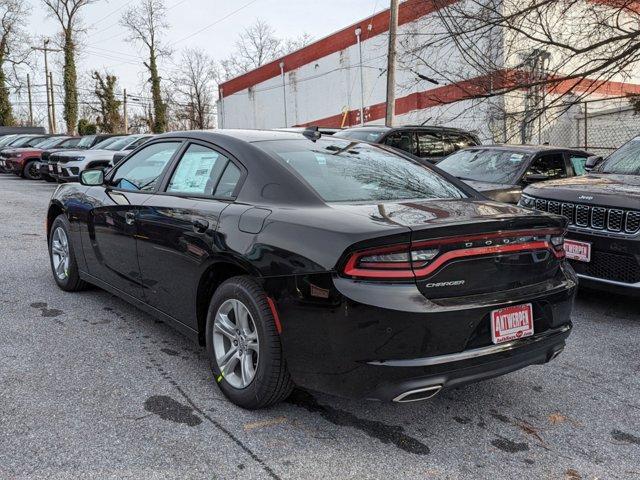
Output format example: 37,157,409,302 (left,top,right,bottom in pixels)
333,125,481,164
520,137,640,295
